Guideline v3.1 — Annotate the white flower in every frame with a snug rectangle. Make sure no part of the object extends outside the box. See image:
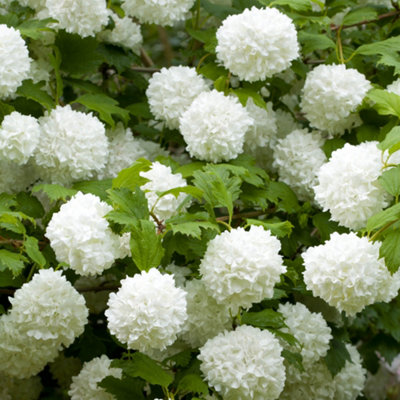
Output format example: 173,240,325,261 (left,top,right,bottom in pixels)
314,142,388,230
198,325,286,400
333,344,366,400
35,105,108,185
273,129,327,202
301,64,371,135
140,161,189,222
121,0,195,26
165,263,192,287
16,0,45,10
105,268,187,352
387,78,400,96
200,226,286,312
244,99,277,151
68,355,122,400
278,302,332,365
44,0,109,37
179,90,253,163
302,232,400,316
0,24,31,99
0,112,41,165
136,138,169,160
0,161,38,194
275,109,301,141
46,192,122,276
216,7,299,82
99,13,142,53
181,280,232,348
146,66,209,130
49,353,82,389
